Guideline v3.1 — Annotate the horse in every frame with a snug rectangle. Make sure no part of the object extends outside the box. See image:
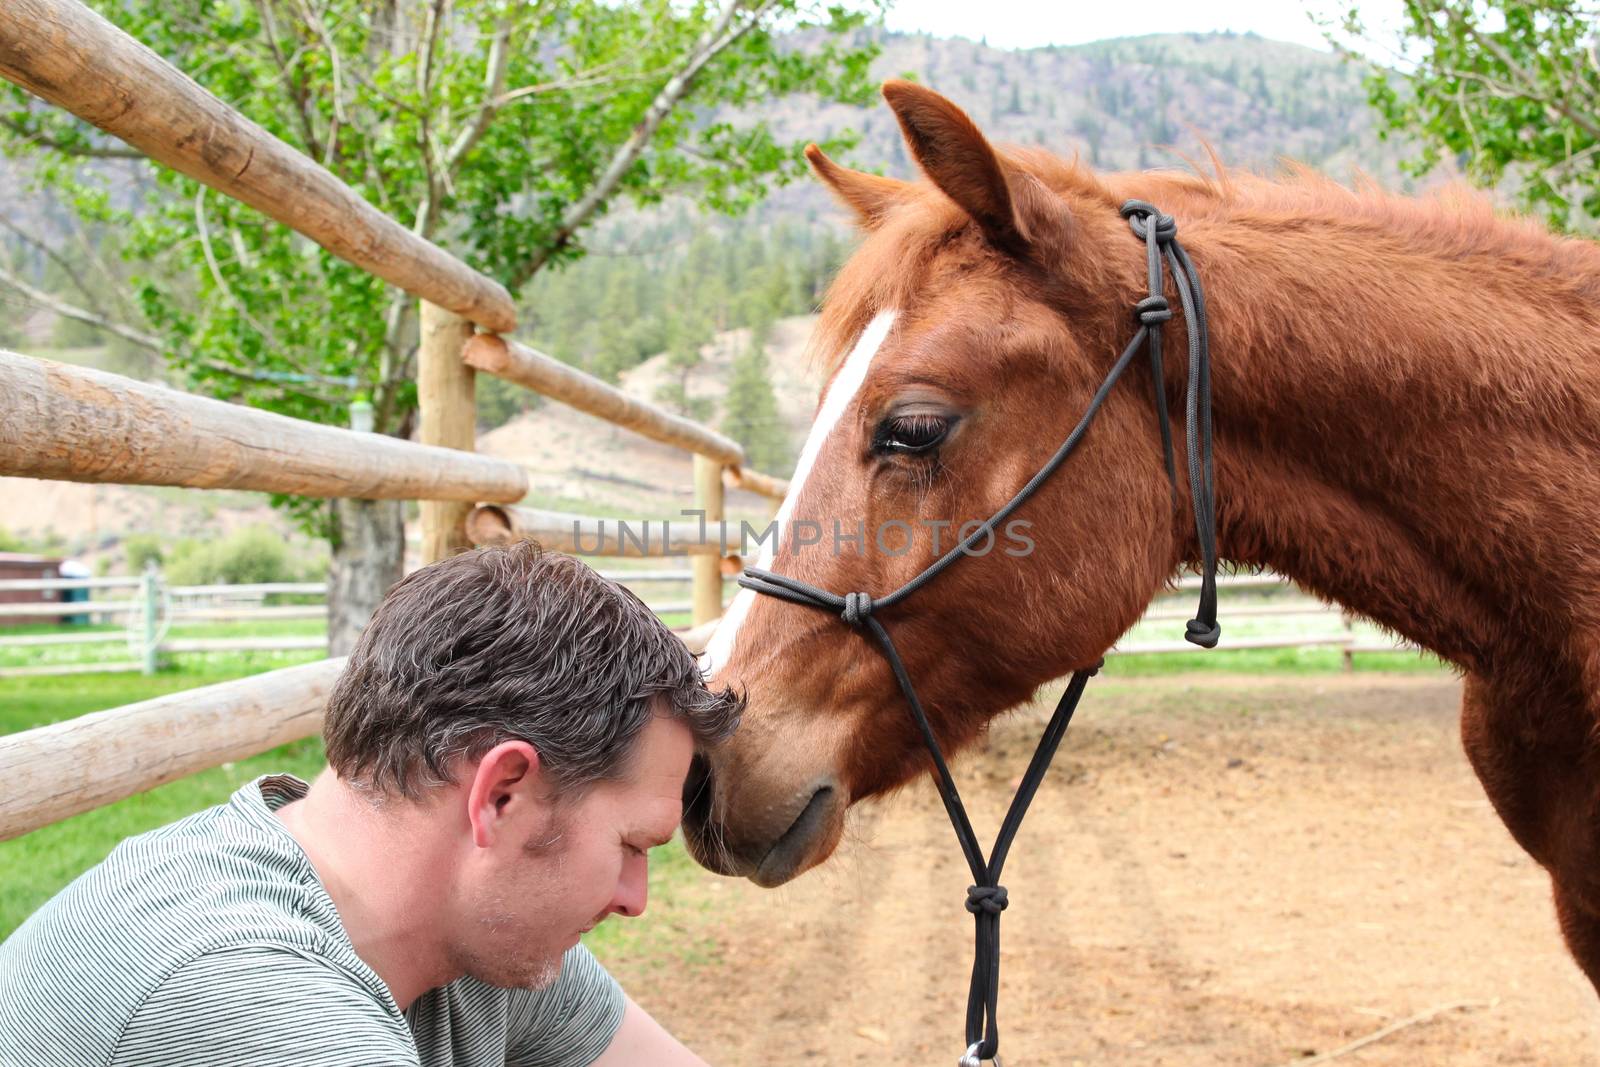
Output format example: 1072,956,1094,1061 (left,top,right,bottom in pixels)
683,78,1600,994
